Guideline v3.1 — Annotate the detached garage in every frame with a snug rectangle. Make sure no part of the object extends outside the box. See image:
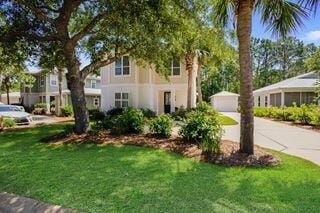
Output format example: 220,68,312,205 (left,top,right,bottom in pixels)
210,91,239,112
